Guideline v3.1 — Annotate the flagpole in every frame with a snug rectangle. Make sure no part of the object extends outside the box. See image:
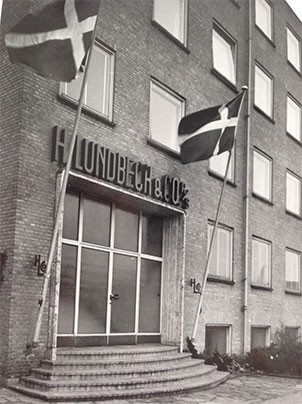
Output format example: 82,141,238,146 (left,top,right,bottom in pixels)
31,8,101,348
190,149,233,343
189,87,247,347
